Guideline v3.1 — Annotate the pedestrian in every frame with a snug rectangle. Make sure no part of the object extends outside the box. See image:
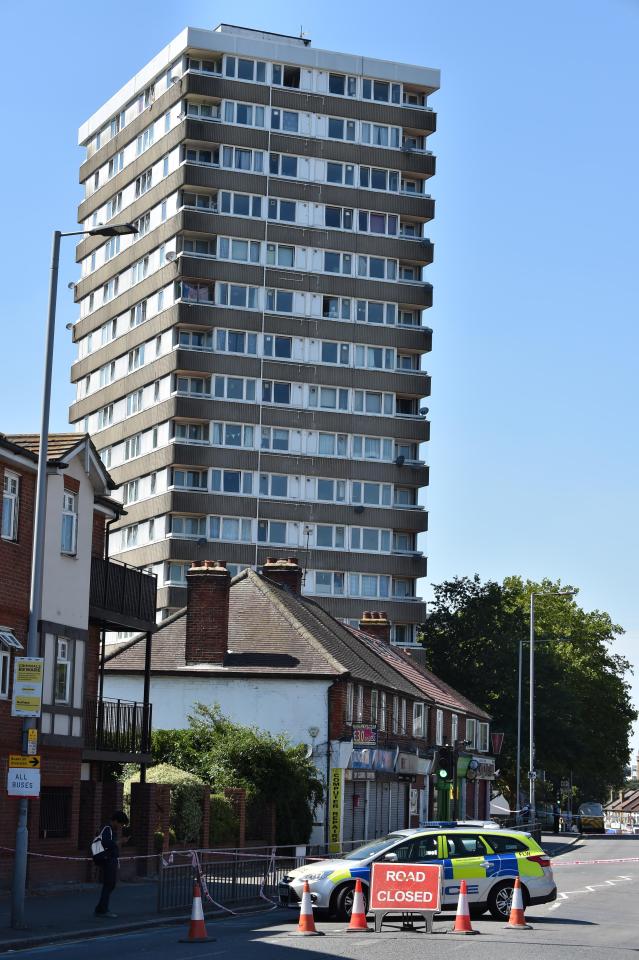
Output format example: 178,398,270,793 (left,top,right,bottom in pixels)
94,810,129,918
